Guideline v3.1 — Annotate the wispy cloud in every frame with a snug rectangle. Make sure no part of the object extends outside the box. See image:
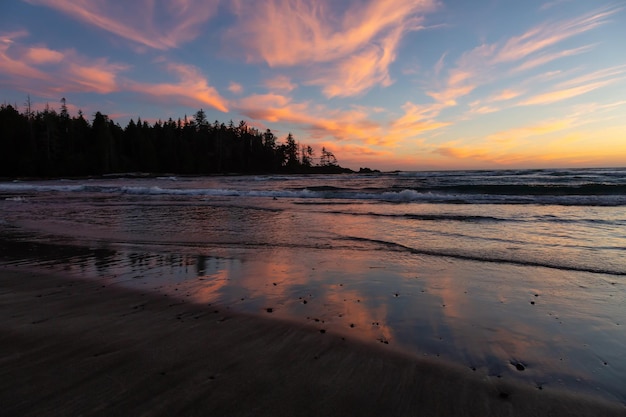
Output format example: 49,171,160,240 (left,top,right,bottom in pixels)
539,0,576,12
391,101,449,136
228,82,243,94
0,31,227,111
23,46,64,64
226,0,438,97
0,31,127,95
519,65,626,106
25,0,219,50
0,31,50,82
65,58,126,94
493,7,618,64
512,44,594,73
426,6,620,109
263,75,297,93
235,93,388,145
129,62,229,112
